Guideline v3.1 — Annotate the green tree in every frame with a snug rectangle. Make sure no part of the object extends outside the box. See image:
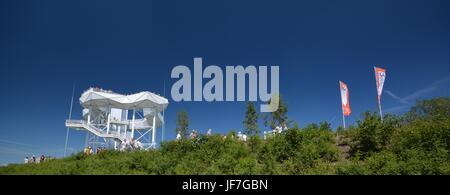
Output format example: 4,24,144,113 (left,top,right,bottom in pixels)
406,97,450,121
392,98,450,153
349,112,382,158
2,97,449,175
175,110,190,138
263,94,289,129
243,102,259,136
